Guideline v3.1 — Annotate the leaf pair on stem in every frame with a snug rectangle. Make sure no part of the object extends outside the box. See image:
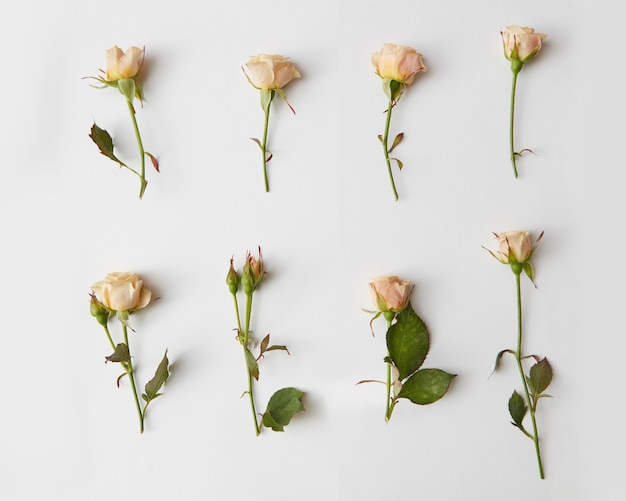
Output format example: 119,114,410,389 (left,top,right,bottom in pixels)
361,302,455,422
